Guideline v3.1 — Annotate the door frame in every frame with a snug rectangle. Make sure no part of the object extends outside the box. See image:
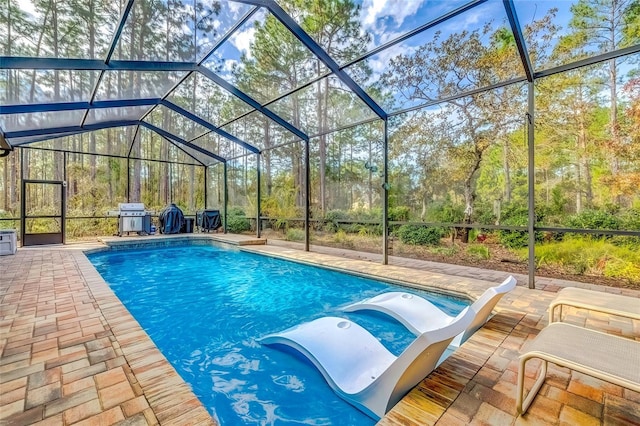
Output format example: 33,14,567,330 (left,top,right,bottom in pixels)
21,179,66,246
